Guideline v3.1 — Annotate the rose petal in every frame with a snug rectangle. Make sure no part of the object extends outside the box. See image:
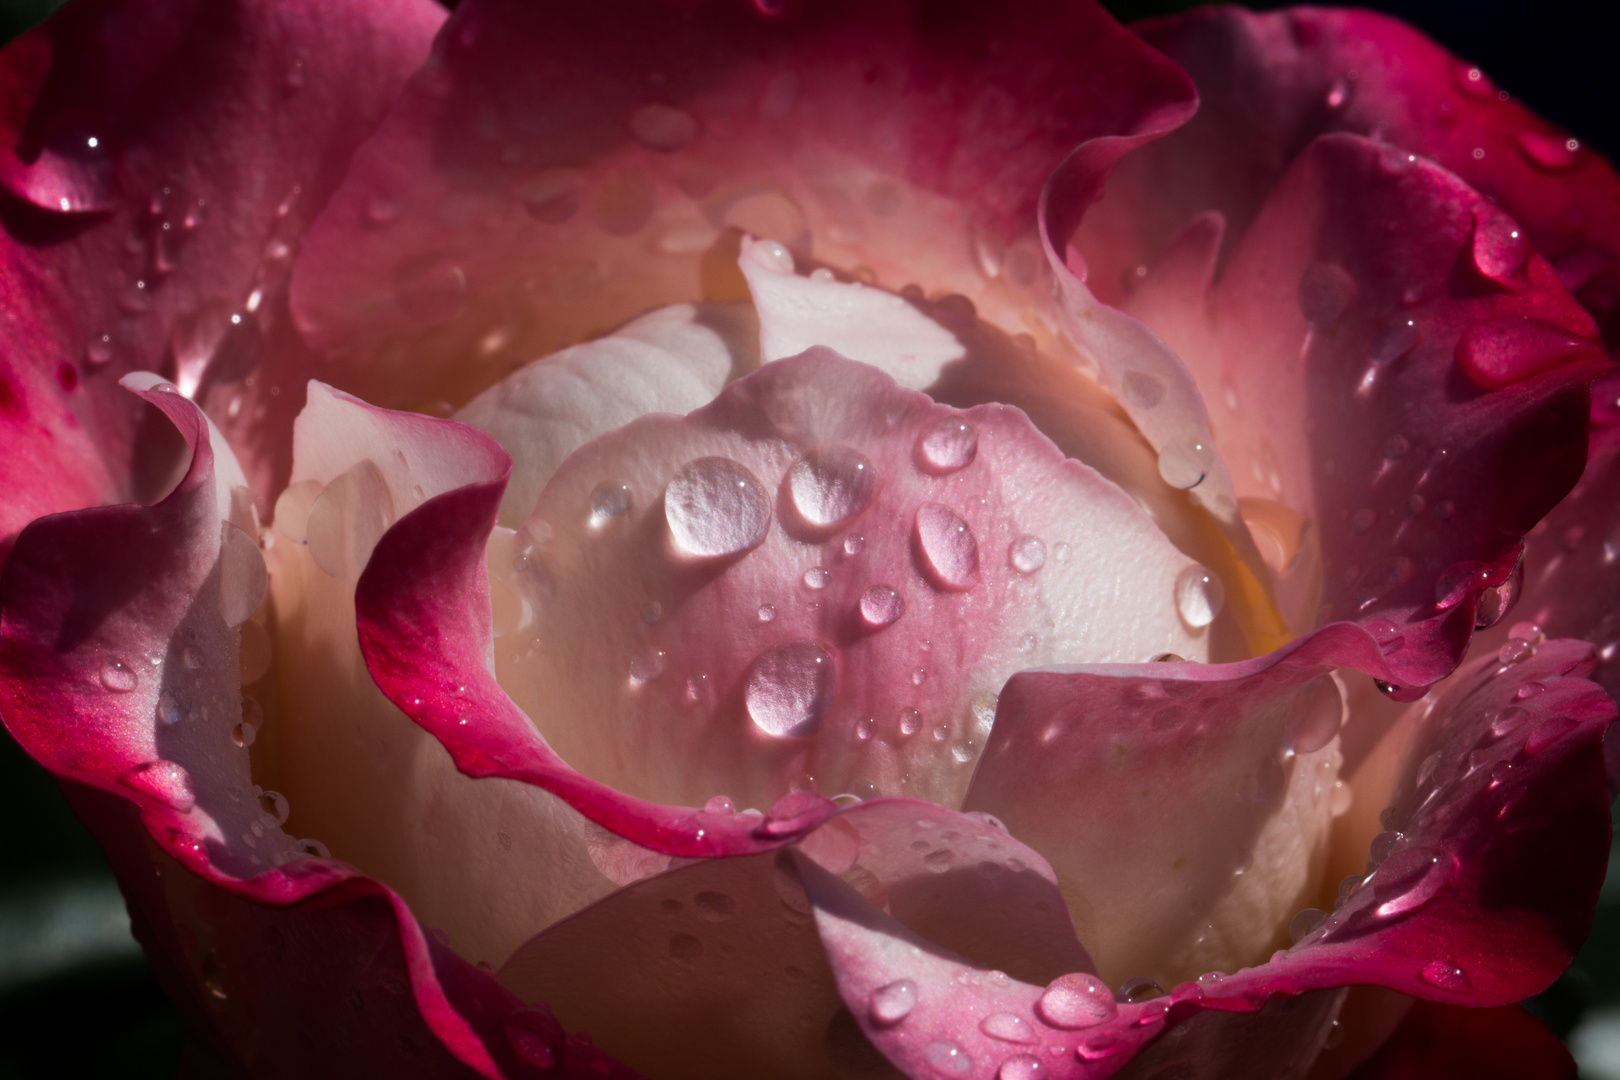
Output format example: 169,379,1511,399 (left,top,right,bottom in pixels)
290,0,1194,413
498,349,1203,813
1339,999,1574,1080
0,0,443,500
456,300,759,527
1131,6,1620,348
